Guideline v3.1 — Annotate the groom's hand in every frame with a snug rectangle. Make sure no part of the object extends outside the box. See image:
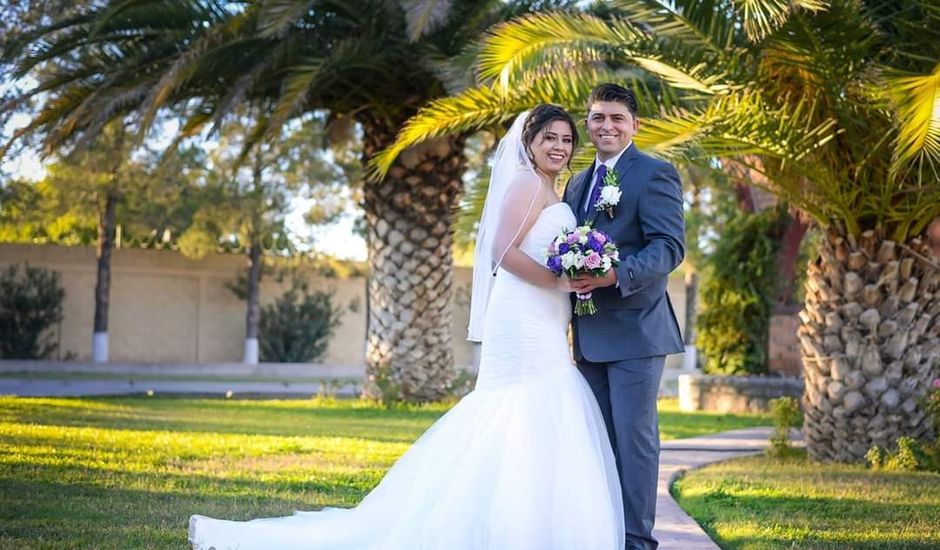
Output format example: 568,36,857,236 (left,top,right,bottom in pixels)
571,270,617,293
